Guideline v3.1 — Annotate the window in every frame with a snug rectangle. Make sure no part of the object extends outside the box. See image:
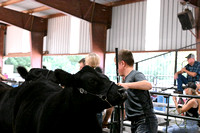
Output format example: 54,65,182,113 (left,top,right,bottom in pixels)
43,55,85,74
